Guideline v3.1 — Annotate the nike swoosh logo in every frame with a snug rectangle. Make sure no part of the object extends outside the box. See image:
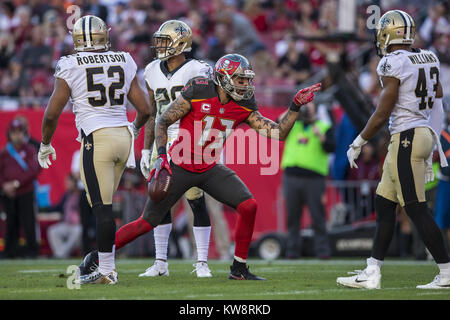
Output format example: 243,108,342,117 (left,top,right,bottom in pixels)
355,279,368,283
158,271,166,276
